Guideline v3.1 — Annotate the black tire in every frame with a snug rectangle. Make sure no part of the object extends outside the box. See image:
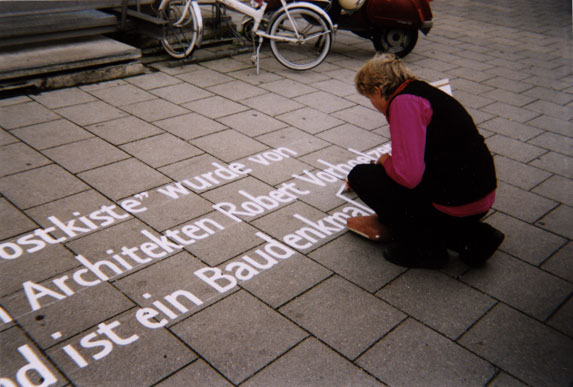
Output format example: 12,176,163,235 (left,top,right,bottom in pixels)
372,28,418,58
269,7,331,71
158,0,200,59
